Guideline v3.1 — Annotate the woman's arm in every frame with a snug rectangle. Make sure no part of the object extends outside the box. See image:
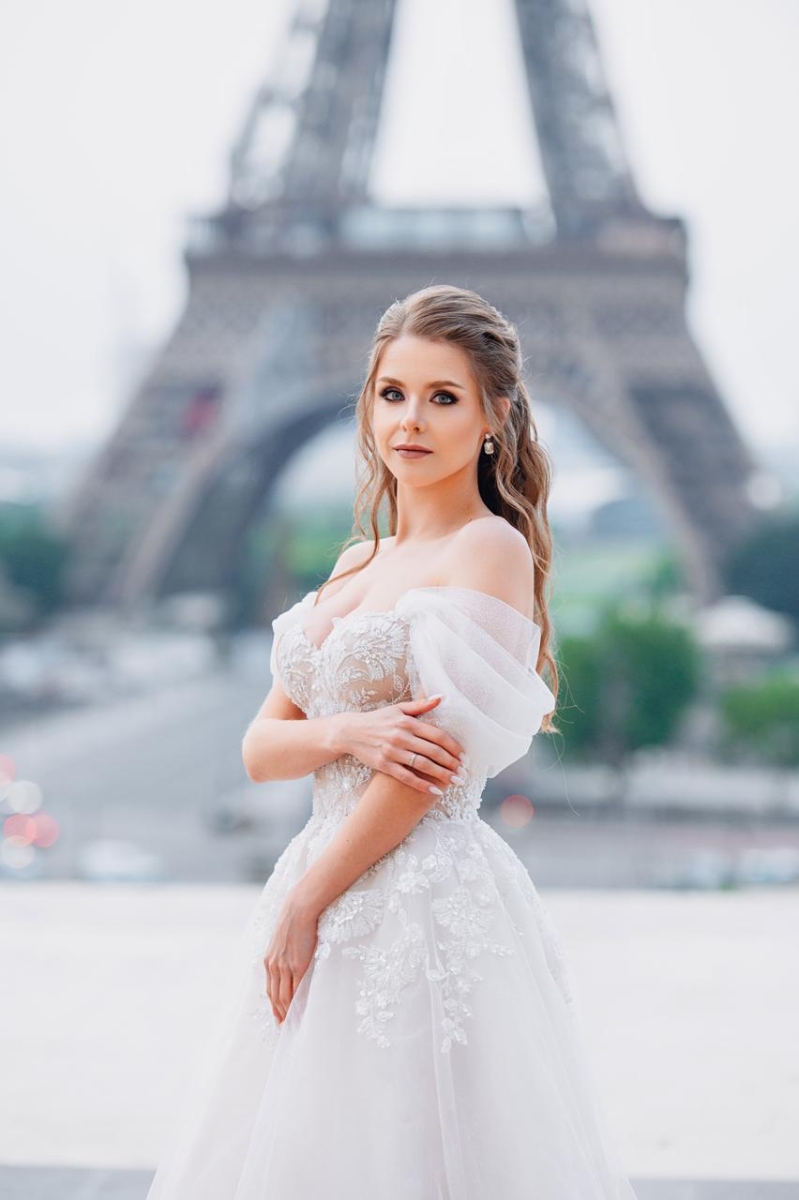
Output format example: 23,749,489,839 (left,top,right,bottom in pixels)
260,721,447,1023
243,539,374,782
287,766,442,921
243,690,462,789
242,705,351,783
